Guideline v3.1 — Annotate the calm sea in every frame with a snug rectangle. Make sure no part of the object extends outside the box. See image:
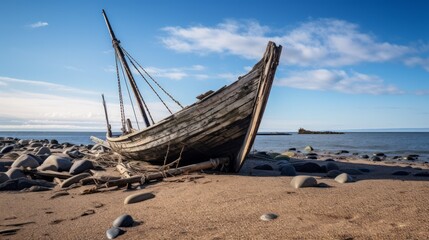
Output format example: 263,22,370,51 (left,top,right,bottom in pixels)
1,131,428,160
